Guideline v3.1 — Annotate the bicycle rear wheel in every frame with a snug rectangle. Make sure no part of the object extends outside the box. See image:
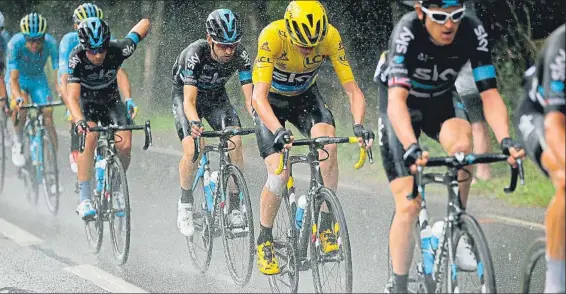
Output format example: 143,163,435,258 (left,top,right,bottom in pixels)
186,173,214,273
311,187,352,293
41,134,60,215
107,156,131,265
520,238,546,293
444,213,496,293
268,188,299,293
220,164,255,286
